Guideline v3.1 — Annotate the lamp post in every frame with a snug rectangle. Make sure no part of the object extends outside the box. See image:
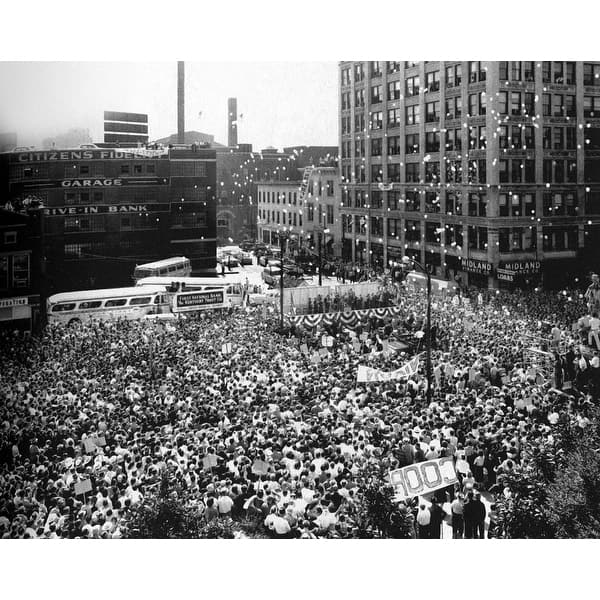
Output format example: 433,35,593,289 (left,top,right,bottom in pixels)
278,228,293,331
402,256,432,402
